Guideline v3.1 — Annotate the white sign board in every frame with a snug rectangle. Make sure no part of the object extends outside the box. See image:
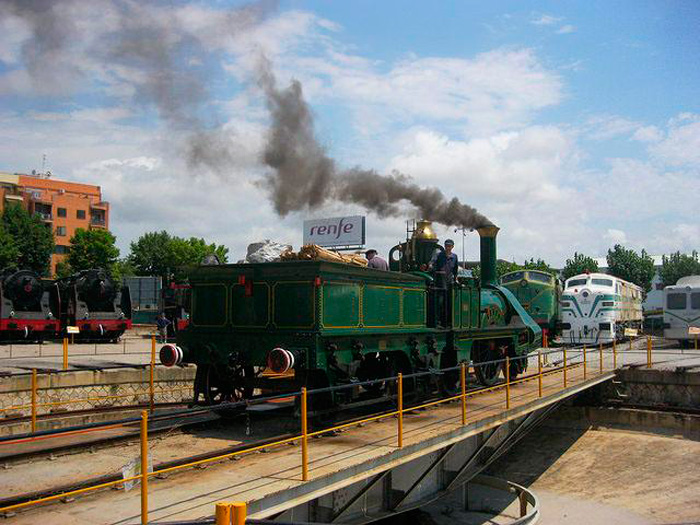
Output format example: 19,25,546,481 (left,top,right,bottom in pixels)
688,326,700,335
303,216,365,248
624,328,638,337
66,326,80,334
